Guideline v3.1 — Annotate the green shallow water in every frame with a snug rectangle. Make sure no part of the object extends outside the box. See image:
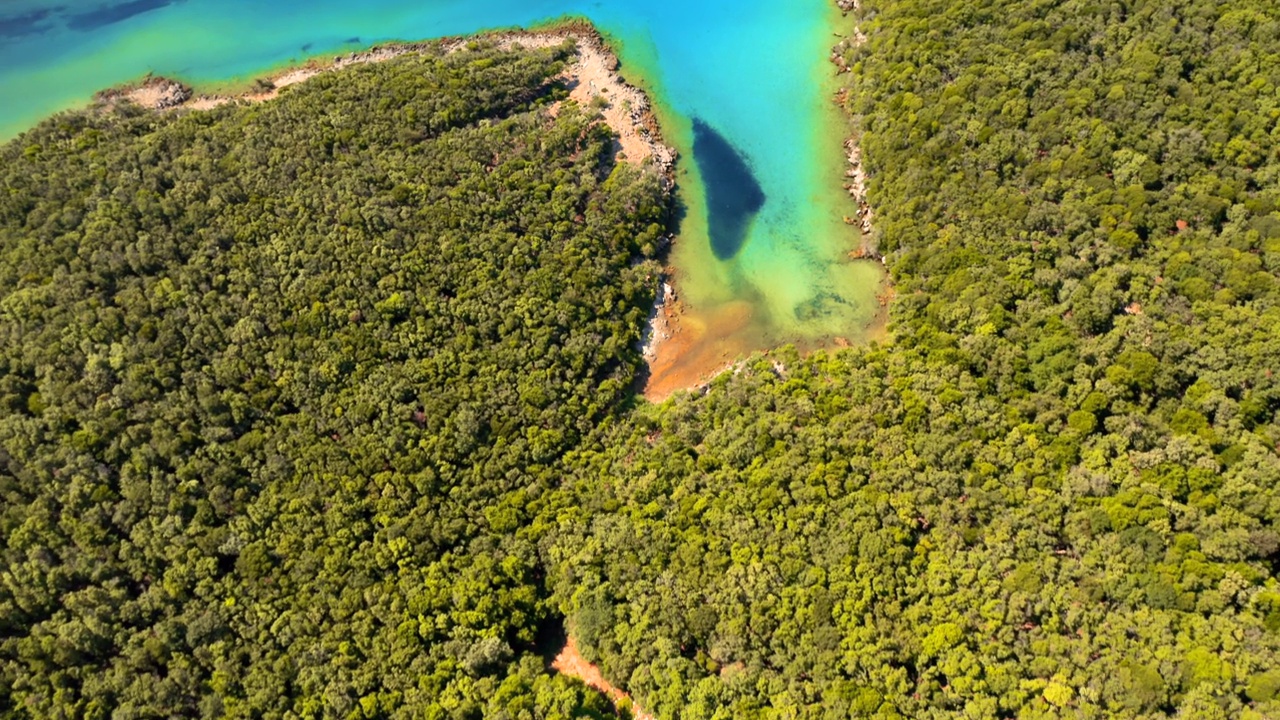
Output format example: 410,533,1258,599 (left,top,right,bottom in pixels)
0,0,883,357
